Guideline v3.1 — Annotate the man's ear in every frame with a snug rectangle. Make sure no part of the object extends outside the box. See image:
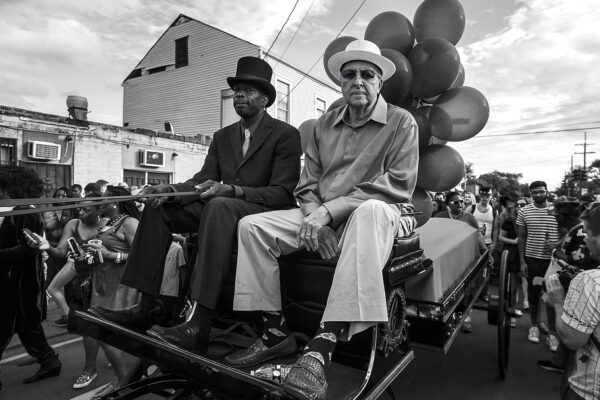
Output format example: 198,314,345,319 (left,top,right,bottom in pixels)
262,96,269,107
